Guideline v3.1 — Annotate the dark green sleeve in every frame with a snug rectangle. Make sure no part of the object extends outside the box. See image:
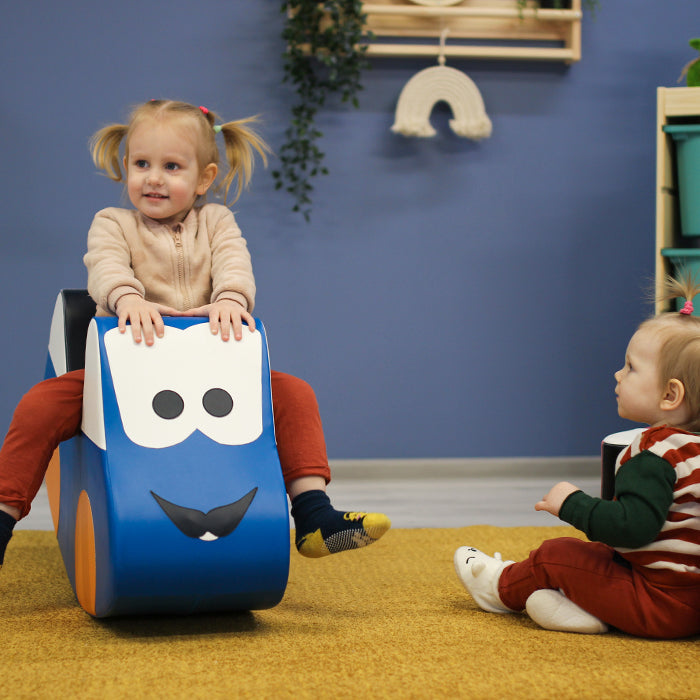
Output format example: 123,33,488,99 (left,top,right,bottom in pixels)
558,451,676,548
